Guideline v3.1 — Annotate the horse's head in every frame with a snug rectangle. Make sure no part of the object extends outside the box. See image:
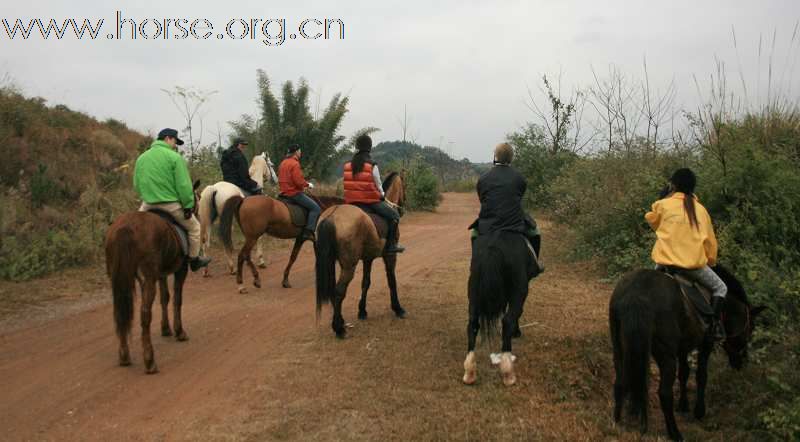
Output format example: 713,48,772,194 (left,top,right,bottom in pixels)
722,302,767,369
192,179,202,215
249,152,278,186
712,265,767,369
383,172,407,216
